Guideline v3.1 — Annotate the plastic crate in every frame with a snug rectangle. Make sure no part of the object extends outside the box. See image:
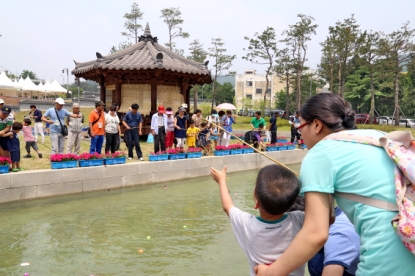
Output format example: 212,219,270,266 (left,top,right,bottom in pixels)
51,161,78,169
186,152,203,159
103,158,127,165
79,159,104,167
148,154,169,161
214,150,231,156
230,149,243,155
243,148,255,154
168,153,187,160
0,165,10,174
